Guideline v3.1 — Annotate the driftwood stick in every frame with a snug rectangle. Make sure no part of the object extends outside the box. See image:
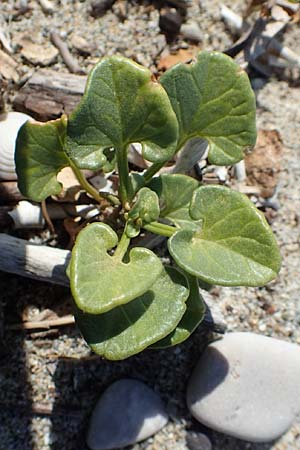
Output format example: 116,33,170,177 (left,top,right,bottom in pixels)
0,233,70,286
13,69,86,121
9,314,75,330
0,401,82,417
50,30,84,74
